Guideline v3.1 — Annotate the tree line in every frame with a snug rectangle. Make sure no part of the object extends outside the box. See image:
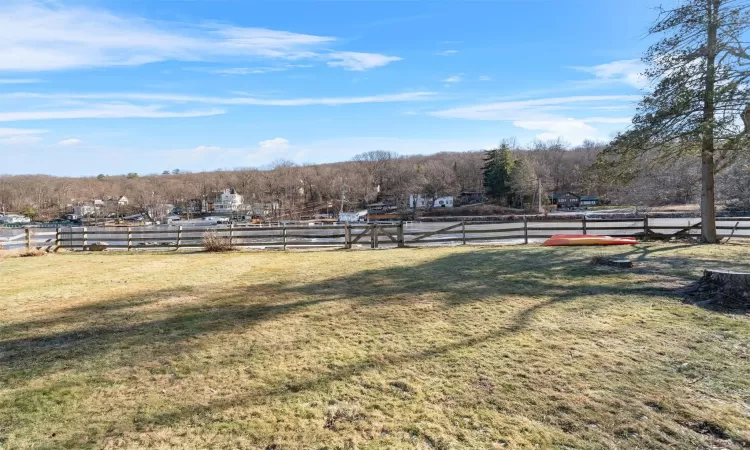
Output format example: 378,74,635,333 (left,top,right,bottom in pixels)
1,139,748,221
